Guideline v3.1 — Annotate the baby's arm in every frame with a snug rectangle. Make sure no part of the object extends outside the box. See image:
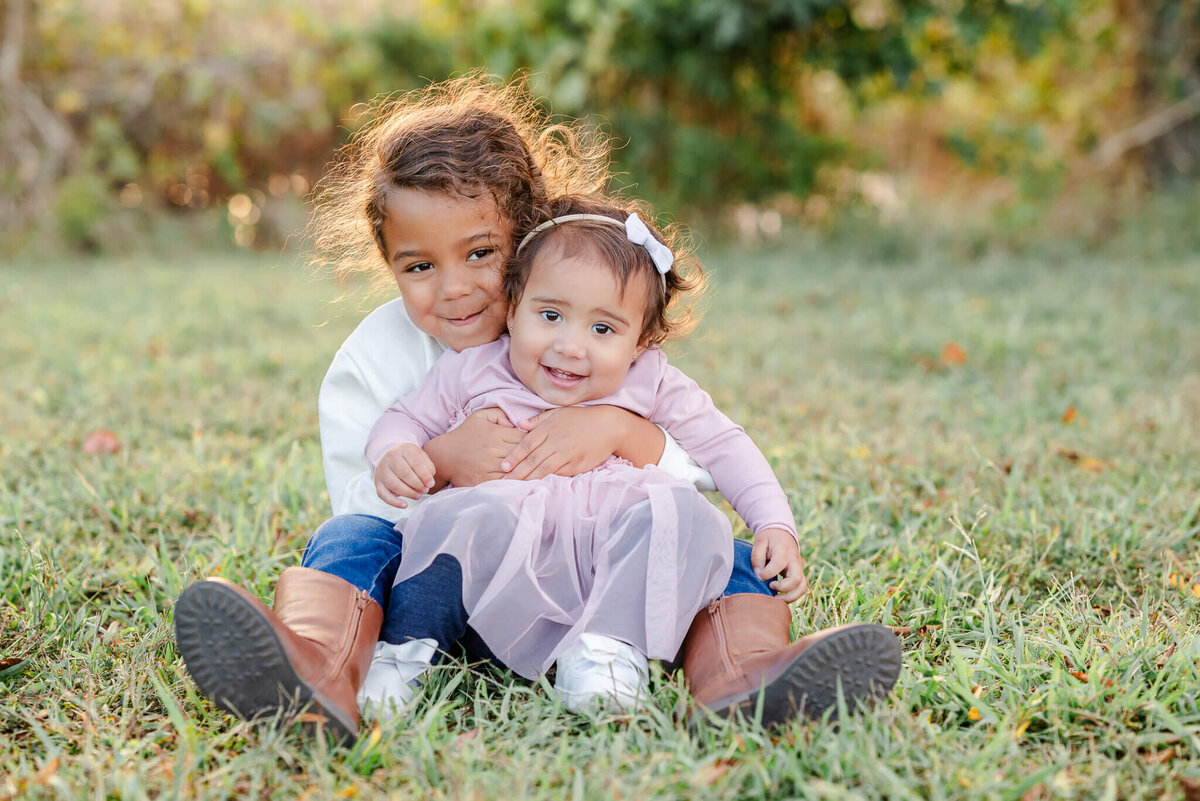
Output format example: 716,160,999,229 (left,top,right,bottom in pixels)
365,350,464,505
651,361,807,601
